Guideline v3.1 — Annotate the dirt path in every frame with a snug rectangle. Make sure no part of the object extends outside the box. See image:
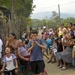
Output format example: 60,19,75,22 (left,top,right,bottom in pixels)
44,56,75,75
